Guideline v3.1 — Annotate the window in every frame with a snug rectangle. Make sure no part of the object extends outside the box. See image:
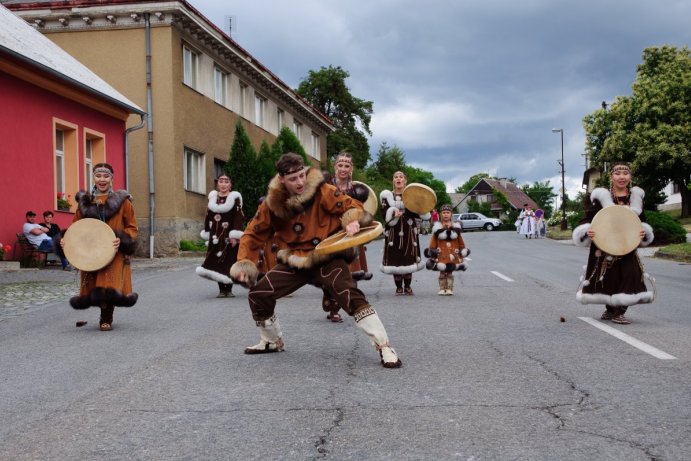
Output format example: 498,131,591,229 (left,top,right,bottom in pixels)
310,132,320,158
255,94,266,127
277,109,284,132
214,158,226,180
239,82,248,116
184,148,205,193
183,45,199,88
53,120,78,211
293,120,302,139
84,129,105,192
214,67,228,105
55,129,65,194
